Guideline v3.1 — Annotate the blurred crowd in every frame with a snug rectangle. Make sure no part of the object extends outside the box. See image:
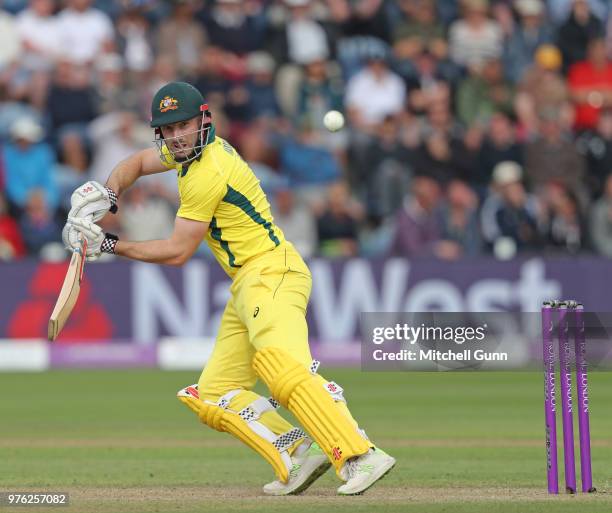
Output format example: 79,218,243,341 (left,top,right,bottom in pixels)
2,0,612,261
